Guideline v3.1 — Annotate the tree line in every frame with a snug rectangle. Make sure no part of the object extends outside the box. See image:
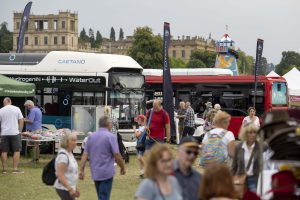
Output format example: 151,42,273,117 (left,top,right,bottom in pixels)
1,21,299,75
129,26,300,75
79,27,124,48
0,22,13,53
